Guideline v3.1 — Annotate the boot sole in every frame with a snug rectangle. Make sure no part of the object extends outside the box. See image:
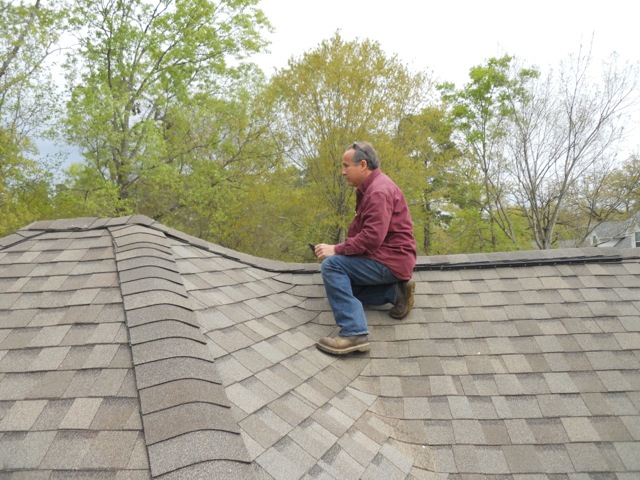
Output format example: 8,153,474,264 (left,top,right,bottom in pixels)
316,342,371,355
390,280,415,319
